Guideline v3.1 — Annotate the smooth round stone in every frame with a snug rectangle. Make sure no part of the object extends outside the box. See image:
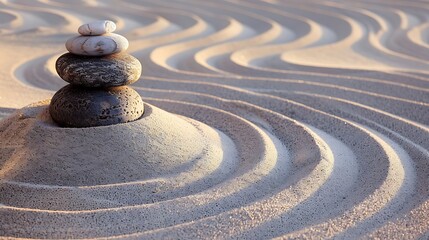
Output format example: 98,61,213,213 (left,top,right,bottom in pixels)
56,53,142,87
78,20,116,36
65,33,129,56
49,85,144,128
